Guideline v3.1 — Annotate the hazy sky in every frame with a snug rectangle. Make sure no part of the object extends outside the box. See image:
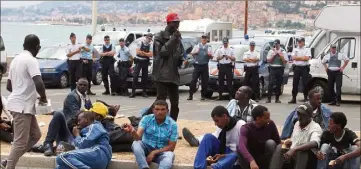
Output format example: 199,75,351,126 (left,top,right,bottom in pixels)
1,1,43,8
